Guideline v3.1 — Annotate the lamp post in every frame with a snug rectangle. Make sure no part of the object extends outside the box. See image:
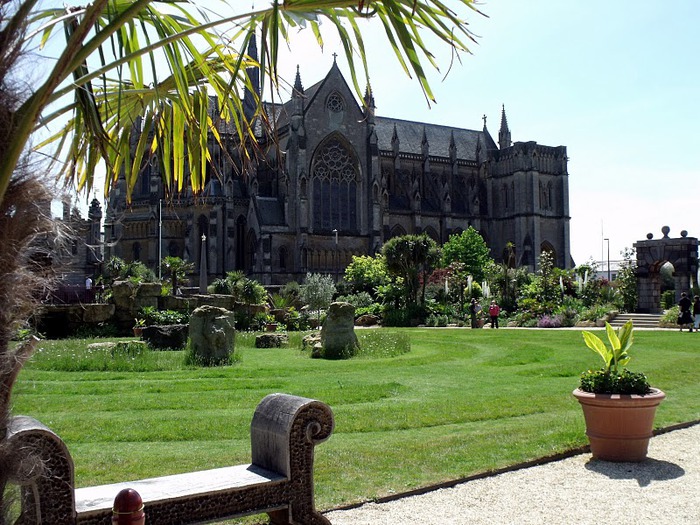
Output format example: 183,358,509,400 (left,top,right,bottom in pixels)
157,199,162,280
199,234,207,294
604,238,611,281
333,229,339,280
